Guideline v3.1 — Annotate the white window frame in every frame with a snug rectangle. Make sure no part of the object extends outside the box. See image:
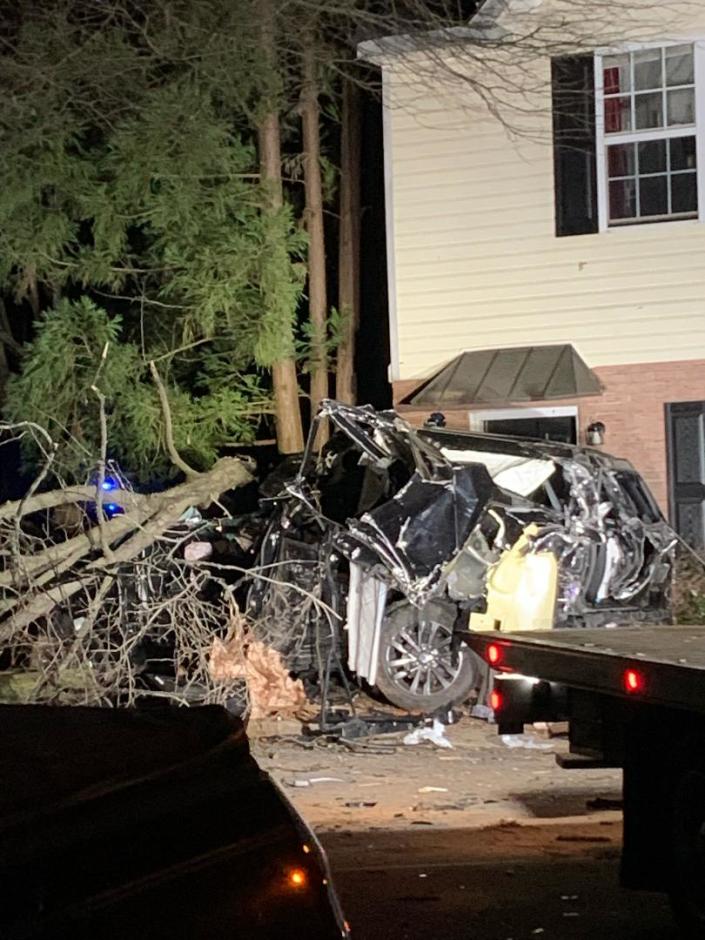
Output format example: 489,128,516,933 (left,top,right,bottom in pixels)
468,406,578,432
594,39,705,232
